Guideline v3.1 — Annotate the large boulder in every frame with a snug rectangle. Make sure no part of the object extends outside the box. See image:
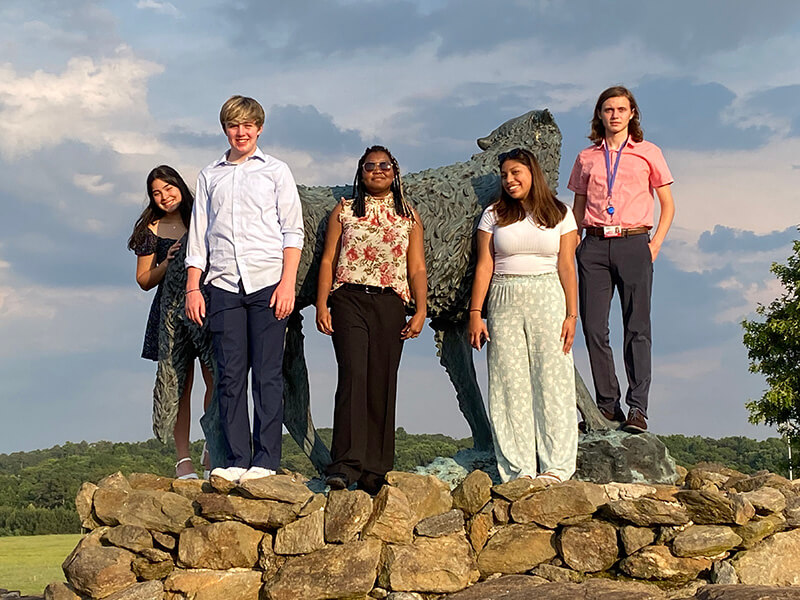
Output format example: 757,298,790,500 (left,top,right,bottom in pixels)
324,489,373,543
195,492,299,529
675,490,754,525
265,539,382,600
671,525,742,557
103,580,164,600
619,545,711,582
102,525,153,554
62,545,136,598
163,569,261,600
558,521,618,572
510,481,605,528
386,471,453,523
177,520,262,569
732,528,800,585
576,431,679,484
93,488,194,534
379,533,479,593
274,509,326,555
451,470,493,515
415,509,465,538
599,497,689,527
237,474,313,505
362,486,416,545
476,524,556,576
